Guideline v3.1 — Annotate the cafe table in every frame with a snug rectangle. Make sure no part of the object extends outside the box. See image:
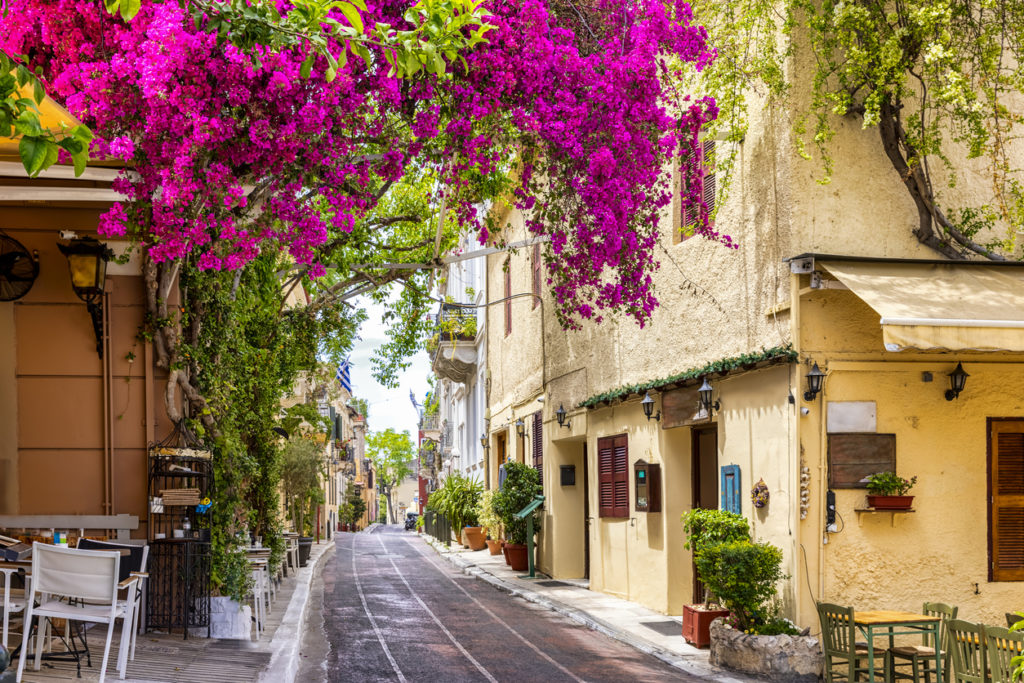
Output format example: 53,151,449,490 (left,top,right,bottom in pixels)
854,610,942,682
